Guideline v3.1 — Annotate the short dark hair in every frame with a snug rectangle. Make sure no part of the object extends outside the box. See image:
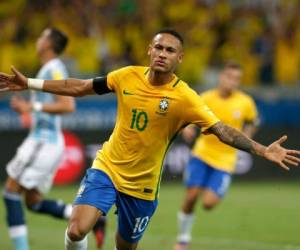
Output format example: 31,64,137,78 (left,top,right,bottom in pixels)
222,61,242,71
154,28,184,46
48,28,68,55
